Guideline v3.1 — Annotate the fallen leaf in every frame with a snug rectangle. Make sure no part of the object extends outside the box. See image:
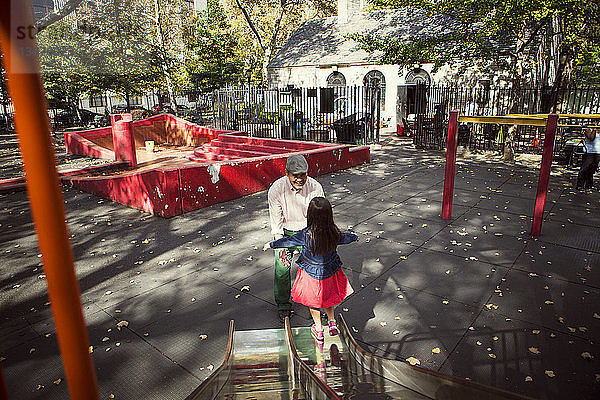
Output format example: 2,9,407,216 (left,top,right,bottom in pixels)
53,378,61,385
240,285,250,292
581,352,593,360
525,376,533,382
199,334,208,340
545,370,555,377
380,321,387,327
528,347,541,354
392,330,400,335
432,347,441,354
116,321,129,330
489,353,497,359
101,337,110,342
89,346,94,353
406,357,420,366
